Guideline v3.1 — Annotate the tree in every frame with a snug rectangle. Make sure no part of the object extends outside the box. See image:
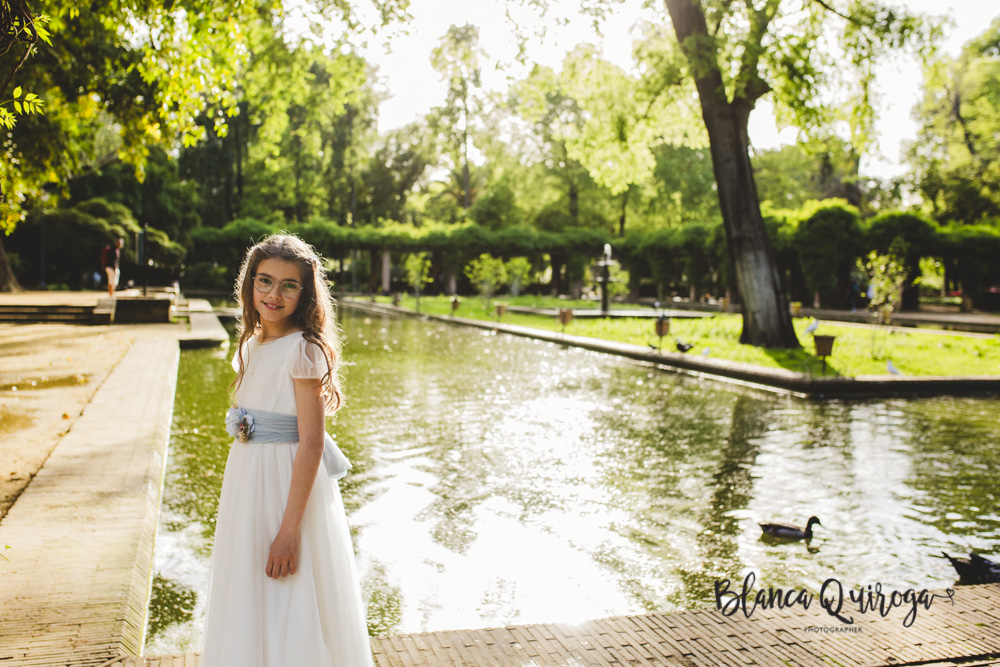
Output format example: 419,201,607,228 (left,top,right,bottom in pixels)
429,24,488,214
654,0,935,347
464,253,507,304
908,16,1000,224
753,138,863,210
404,251,433,311
504,257,533,296
560,30,704,236
642,143,720,231
510,0,933,344
512,64,596,228
356,123,433,225
0,0,406,290
793,201,863,308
